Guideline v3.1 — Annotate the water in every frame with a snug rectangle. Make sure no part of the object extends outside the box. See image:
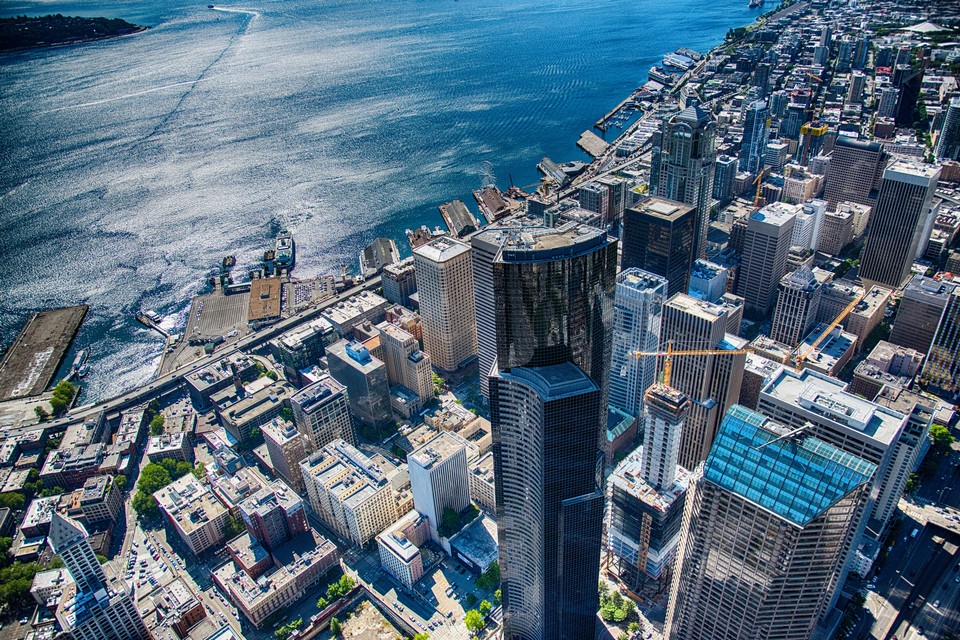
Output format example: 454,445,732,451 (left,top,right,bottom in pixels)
0,0,759,402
